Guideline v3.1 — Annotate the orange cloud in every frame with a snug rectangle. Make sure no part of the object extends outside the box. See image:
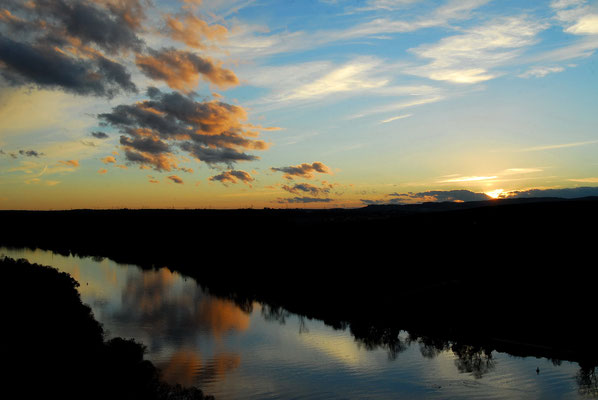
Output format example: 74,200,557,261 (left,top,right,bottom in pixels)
168,175,184,184
136,48,238,91
164,11,227,49
98,168,108,174
102,156,117,164
123,148,179,171
0,9,23,24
